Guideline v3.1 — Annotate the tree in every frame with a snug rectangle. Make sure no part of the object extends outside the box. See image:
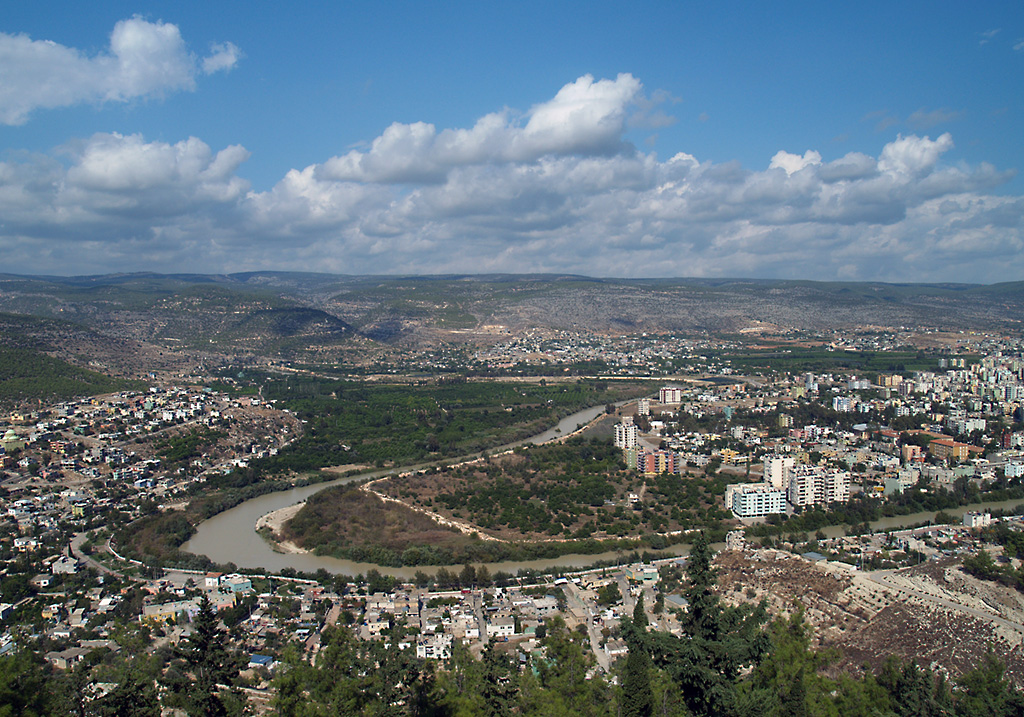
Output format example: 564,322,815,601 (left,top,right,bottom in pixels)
621,594,654,717
94,662,161,717
481,642,518,717
533,617,609,716
955,649,1024,716
648,532,770,717
738,607,844,717
179,595,241,716
476,565,493,588
597,582,621,607
875,655,952,717
0,648,53,716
